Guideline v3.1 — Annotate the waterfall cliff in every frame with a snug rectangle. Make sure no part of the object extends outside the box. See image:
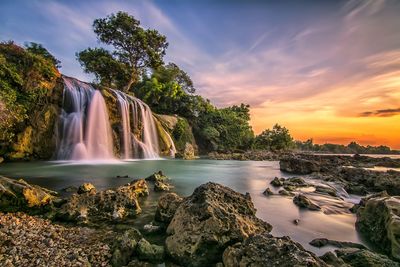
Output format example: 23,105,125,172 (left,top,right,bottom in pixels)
56,77,176,160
